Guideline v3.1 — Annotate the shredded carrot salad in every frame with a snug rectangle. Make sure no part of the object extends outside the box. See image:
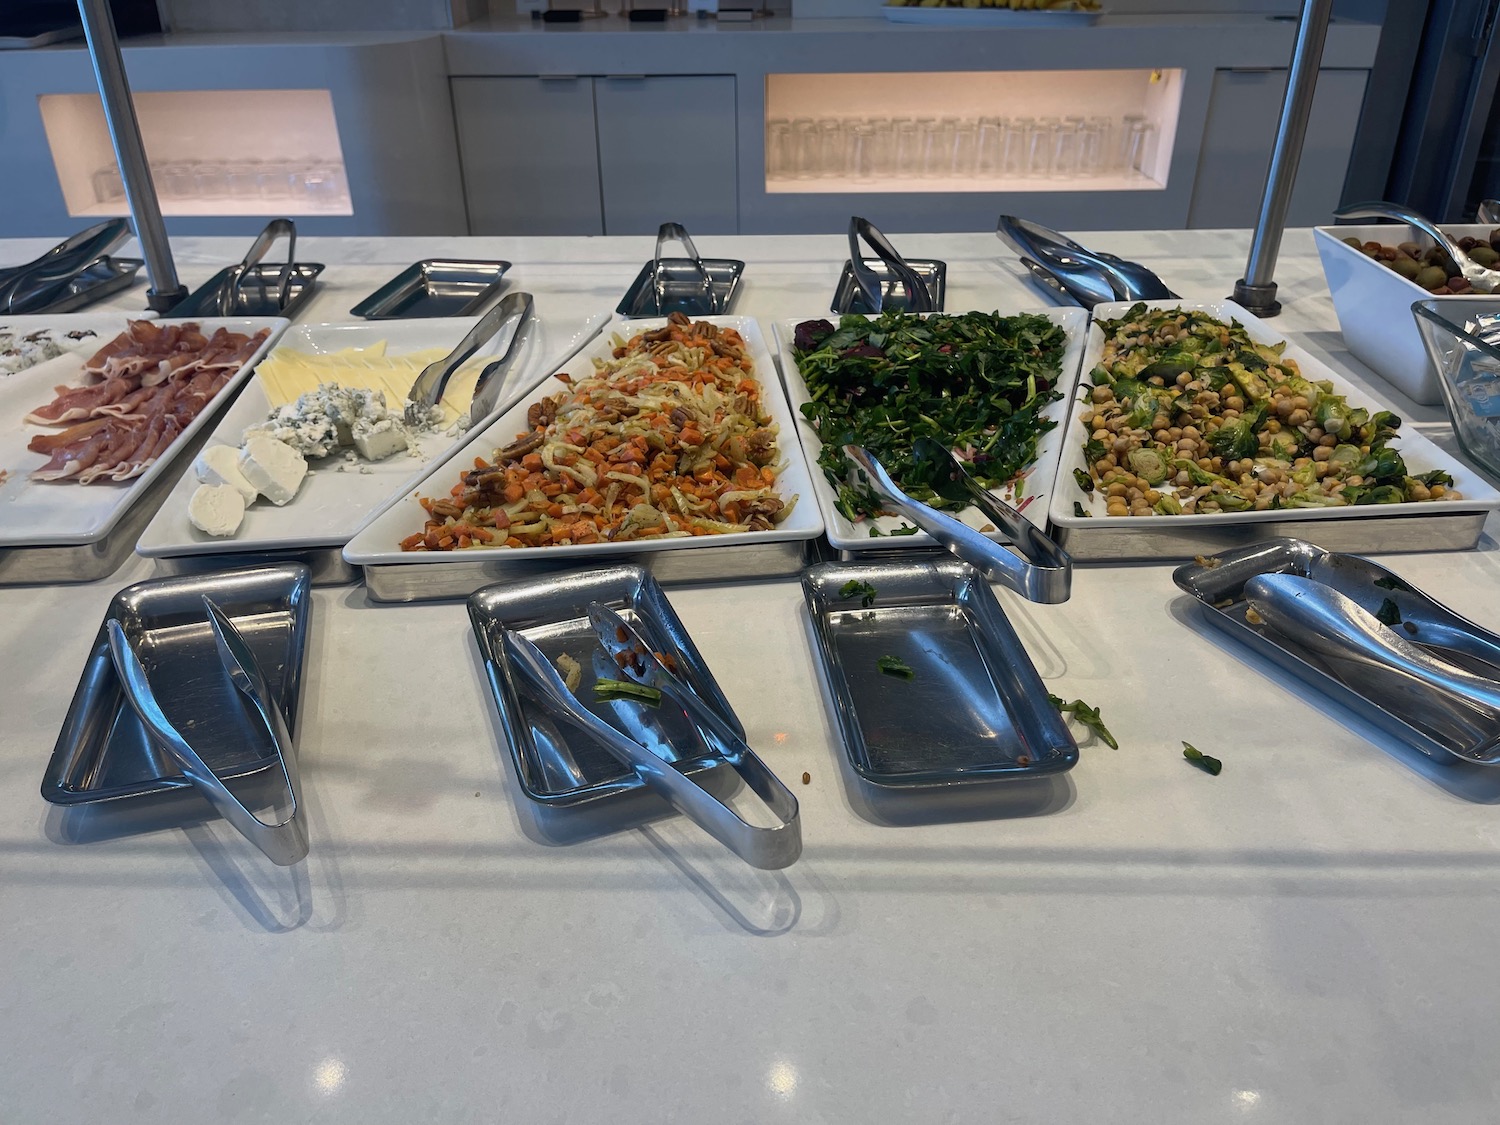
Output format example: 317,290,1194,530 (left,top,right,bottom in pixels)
400,312,796,551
